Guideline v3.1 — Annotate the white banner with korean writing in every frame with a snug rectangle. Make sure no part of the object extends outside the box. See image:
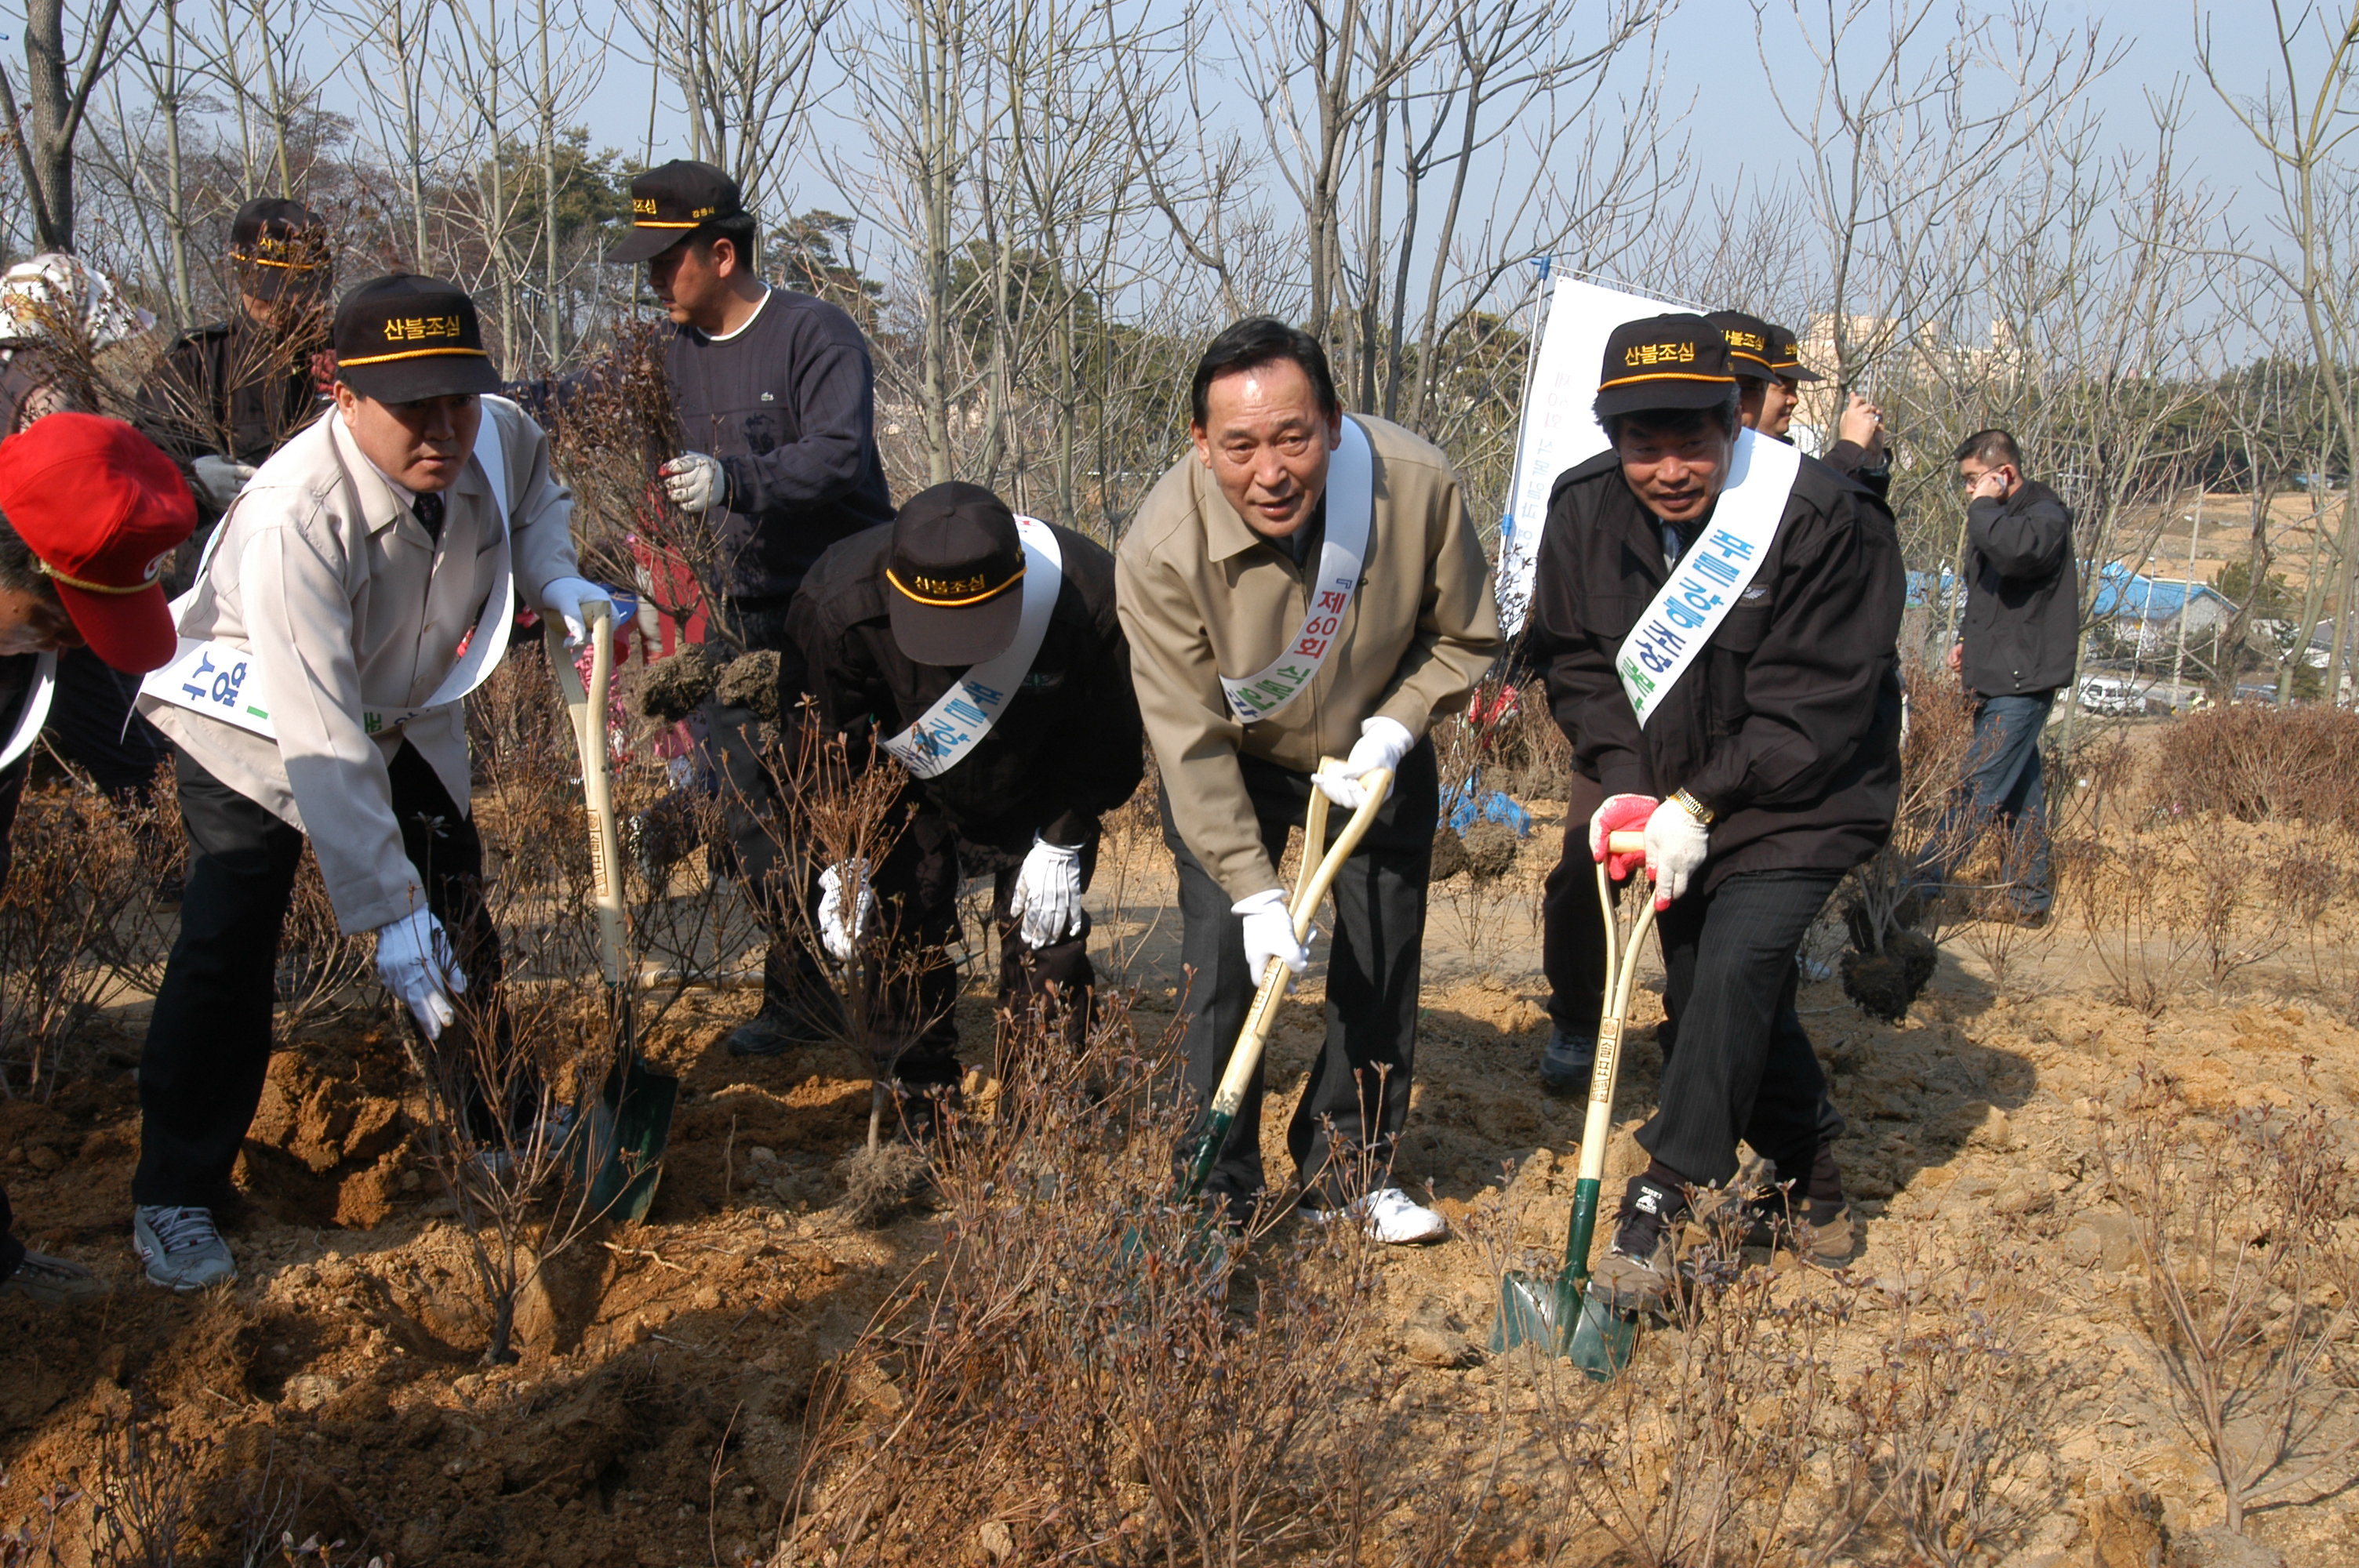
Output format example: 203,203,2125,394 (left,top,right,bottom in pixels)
881,516,1063,779
1496,275,1685,639
1615,429,1800,726
1219,415,1373,725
